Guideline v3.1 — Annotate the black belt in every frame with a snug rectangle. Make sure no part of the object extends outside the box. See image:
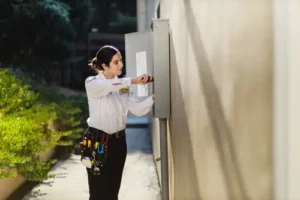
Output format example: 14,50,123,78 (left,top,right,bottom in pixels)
88,127,125,139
